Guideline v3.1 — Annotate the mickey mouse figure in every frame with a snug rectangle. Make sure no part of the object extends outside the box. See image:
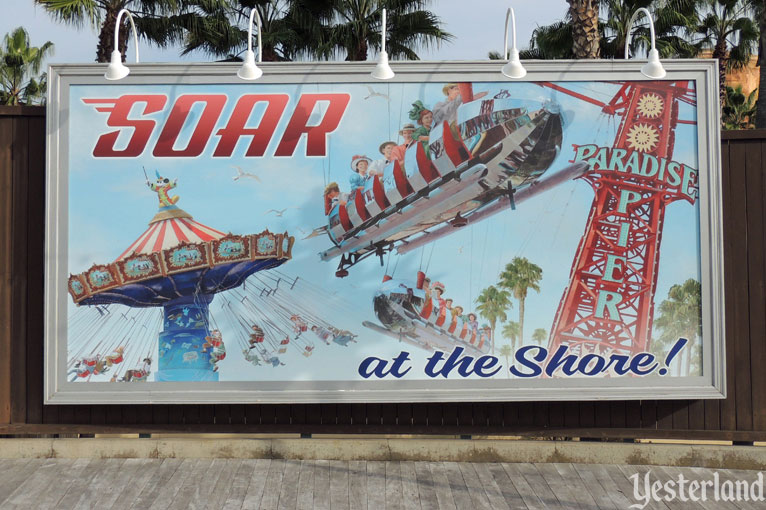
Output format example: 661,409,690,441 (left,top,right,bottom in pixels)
147,170,180,207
